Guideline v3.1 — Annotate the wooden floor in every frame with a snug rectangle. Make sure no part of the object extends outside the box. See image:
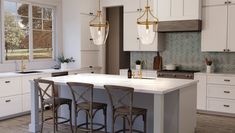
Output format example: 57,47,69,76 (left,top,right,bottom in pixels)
0,113,235,133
